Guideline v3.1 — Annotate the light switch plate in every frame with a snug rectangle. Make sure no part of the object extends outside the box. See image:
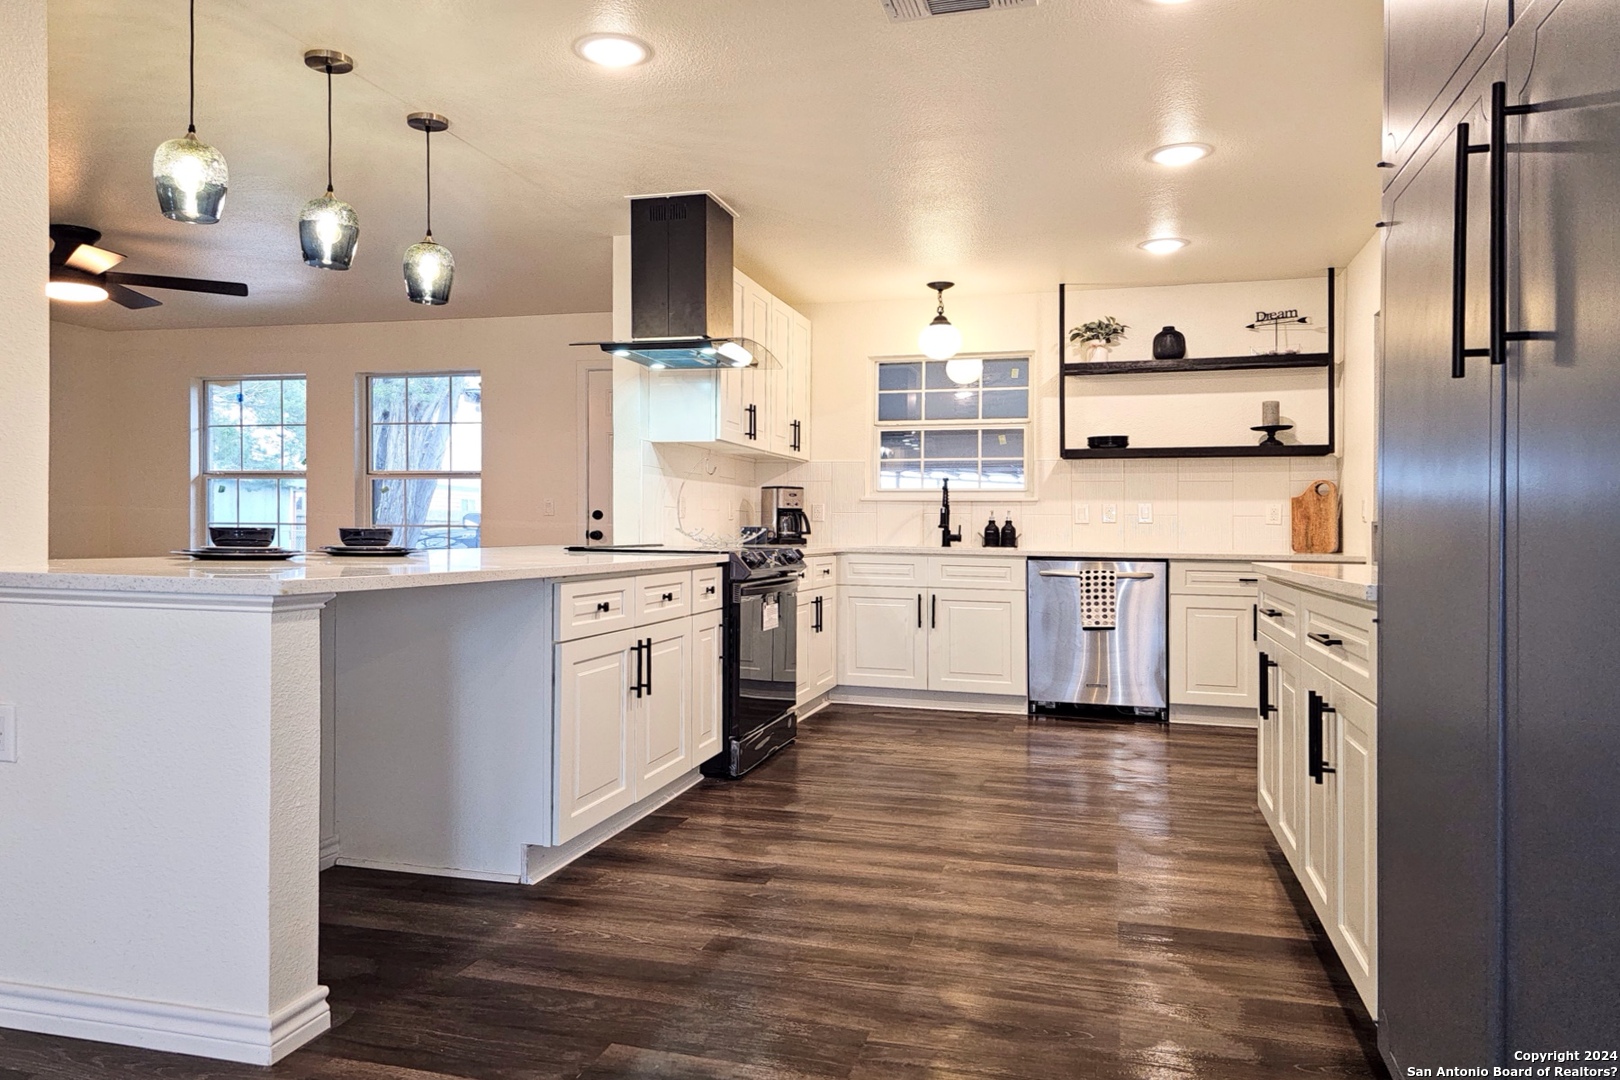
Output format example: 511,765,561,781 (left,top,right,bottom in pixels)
1073,503,1090,525
1102,503,1118,524
542,499,556,517
812,503,827,522
1137,502,1153,524
1267,502,1284,525
0,704,15,763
